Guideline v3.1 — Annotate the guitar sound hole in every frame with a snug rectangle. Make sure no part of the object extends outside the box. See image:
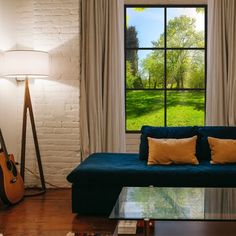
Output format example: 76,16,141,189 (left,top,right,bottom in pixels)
11,161,17,177
6,160,13,171
6,161,17,177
